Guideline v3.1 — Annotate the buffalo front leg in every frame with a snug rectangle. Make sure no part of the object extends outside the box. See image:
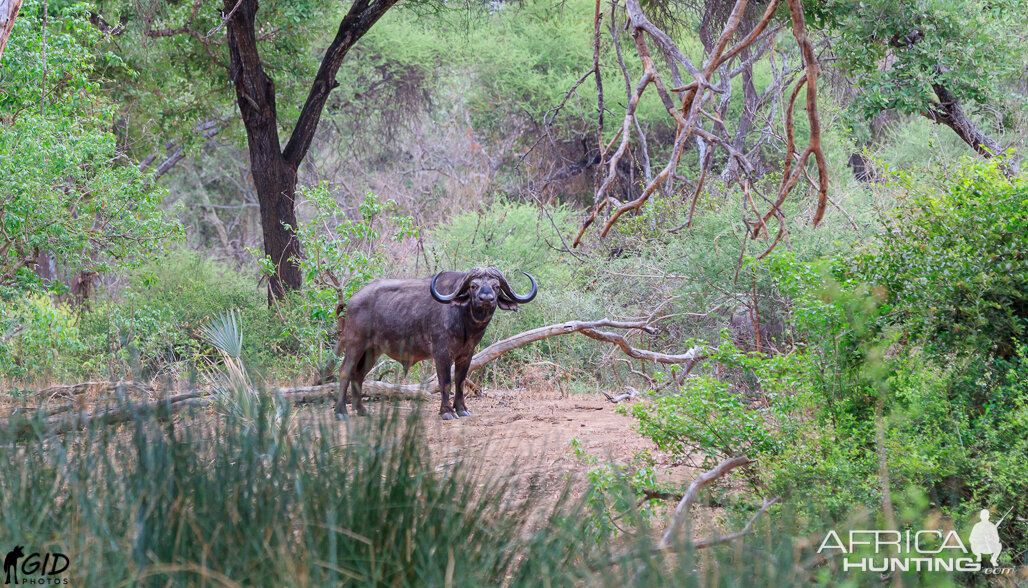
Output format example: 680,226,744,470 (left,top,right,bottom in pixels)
434,353,457,420
453,360,471,417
